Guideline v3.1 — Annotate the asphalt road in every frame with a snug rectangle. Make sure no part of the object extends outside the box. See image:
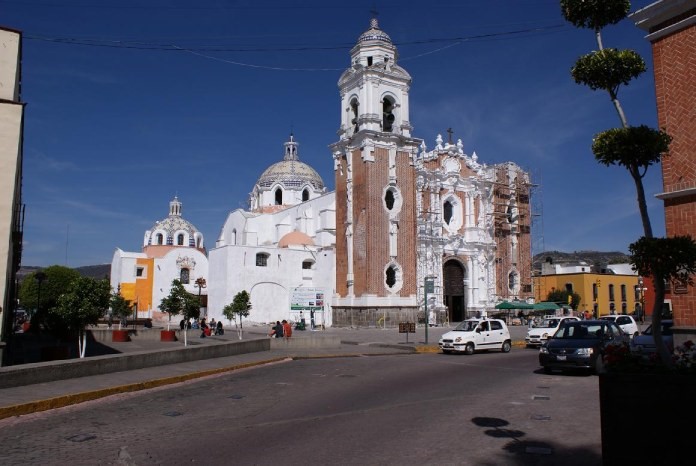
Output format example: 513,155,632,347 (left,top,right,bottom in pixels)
0,349,601,466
